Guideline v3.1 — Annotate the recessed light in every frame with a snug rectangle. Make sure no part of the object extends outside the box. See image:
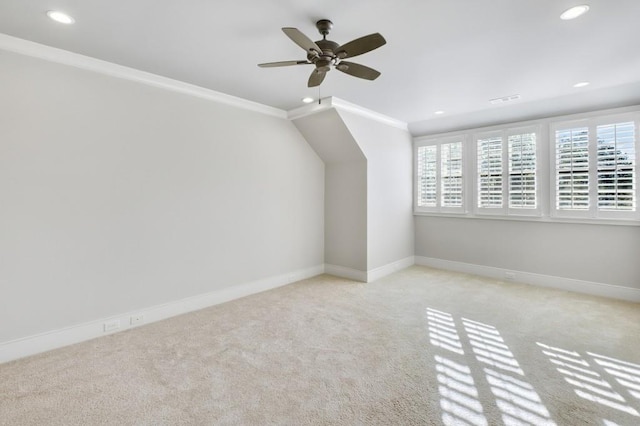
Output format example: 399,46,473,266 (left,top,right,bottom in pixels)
47,10,75,25
573,81,590,88
434,110,445,115
560,5,590,20
302,97,314,104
